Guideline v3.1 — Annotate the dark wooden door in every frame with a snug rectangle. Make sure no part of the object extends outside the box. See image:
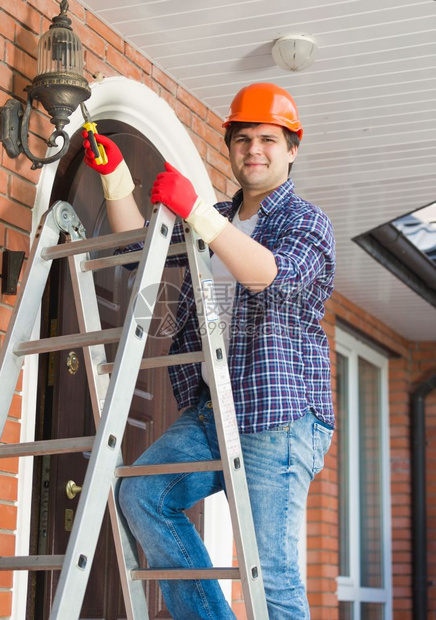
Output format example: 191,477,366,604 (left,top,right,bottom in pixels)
30,121,203,619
